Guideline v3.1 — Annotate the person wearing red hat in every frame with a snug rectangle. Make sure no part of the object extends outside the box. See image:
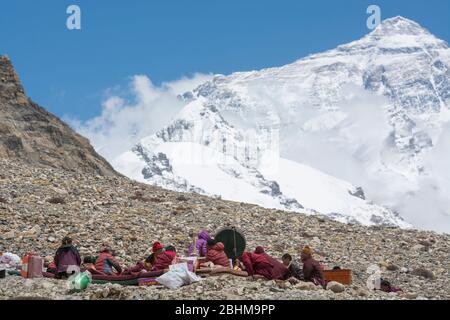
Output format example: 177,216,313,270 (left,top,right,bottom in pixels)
152,242,164,254
152,245,177,271
121,243,163,276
